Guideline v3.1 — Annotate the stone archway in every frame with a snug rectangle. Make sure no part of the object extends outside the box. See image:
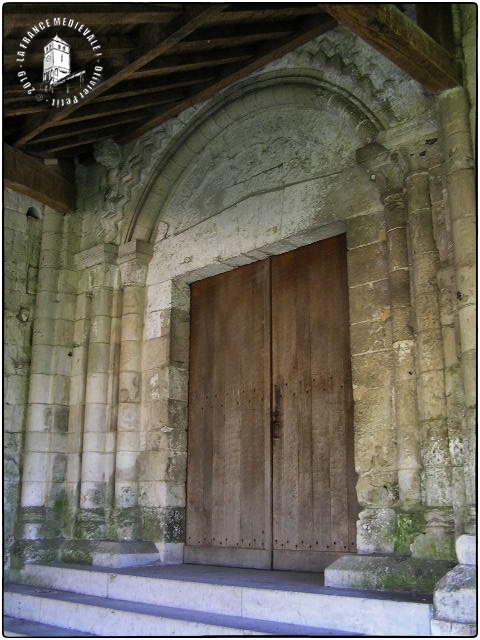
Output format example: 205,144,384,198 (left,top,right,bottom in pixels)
130,73,396,562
